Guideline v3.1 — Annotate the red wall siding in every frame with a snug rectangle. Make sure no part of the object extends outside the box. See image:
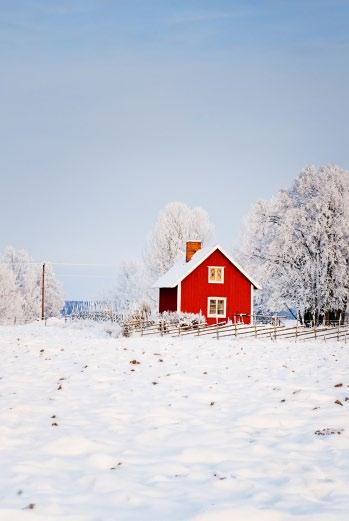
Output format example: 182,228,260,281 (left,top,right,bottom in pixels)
180,249,251,324
159,287,177,313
